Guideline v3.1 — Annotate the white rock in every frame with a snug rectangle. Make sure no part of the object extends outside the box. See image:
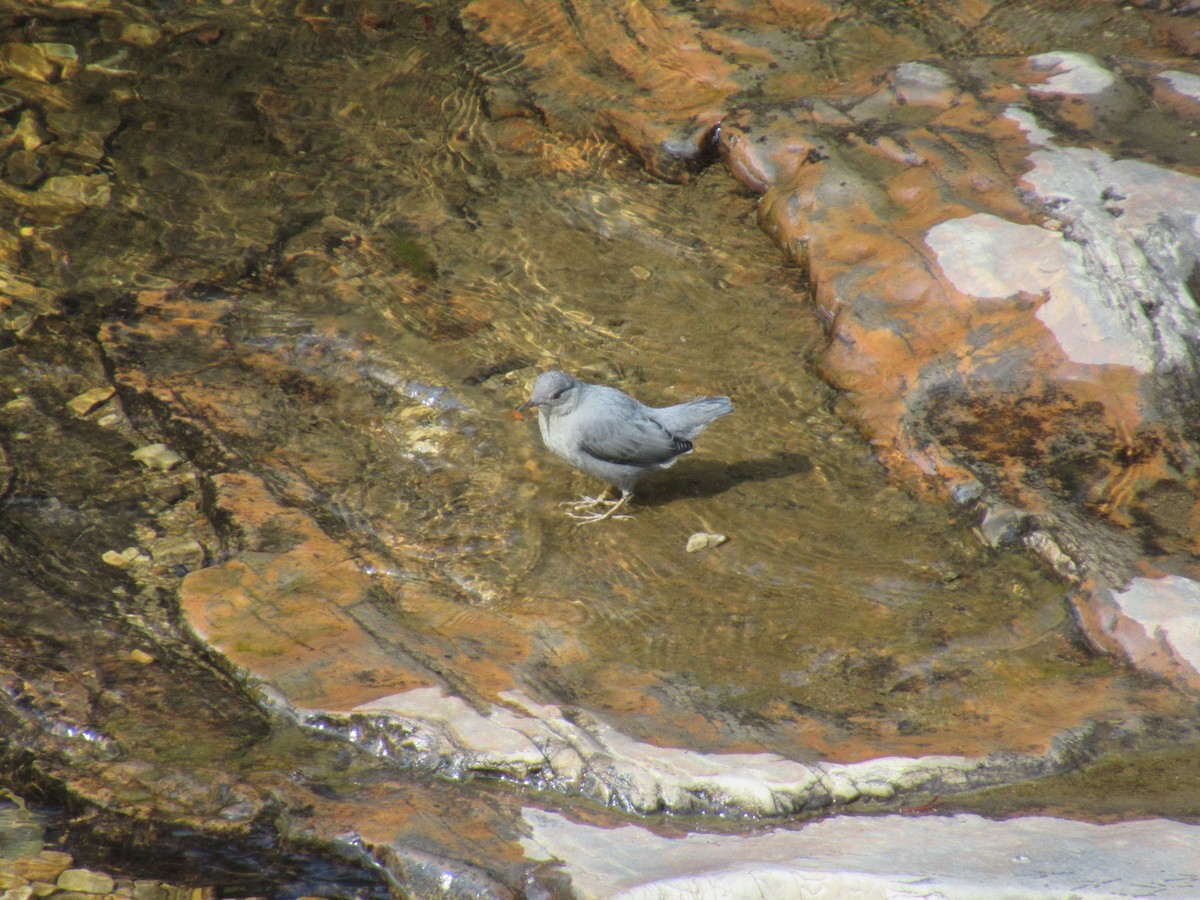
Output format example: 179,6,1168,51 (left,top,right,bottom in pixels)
1113,575,1200,678
1160,70,1200,103
1029,51,1116,95
686,532,726,553
130,443,183,471
66,386,114,416
521,808,1200,899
